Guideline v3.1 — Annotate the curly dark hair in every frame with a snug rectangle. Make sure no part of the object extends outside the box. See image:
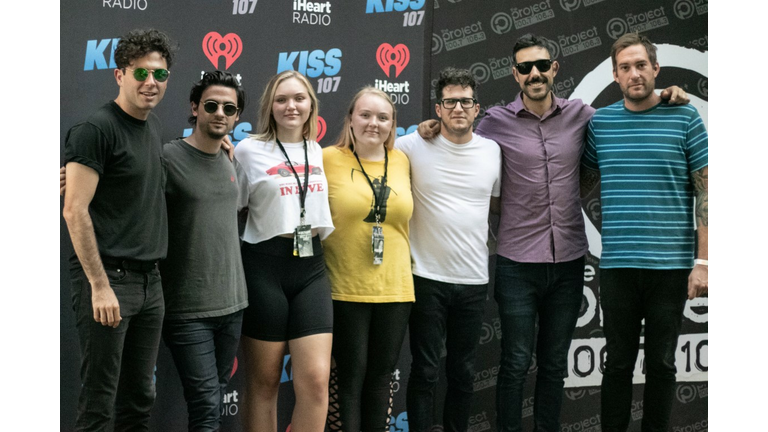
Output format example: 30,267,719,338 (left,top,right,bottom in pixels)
188,71,247,125
114,28,176,69
435,67,477,101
